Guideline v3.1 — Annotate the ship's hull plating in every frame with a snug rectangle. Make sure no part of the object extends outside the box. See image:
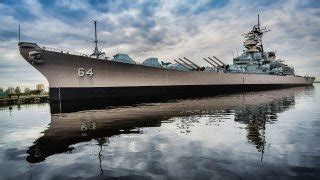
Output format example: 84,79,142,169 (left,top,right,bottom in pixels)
19,42,315,102
50,84,306,102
